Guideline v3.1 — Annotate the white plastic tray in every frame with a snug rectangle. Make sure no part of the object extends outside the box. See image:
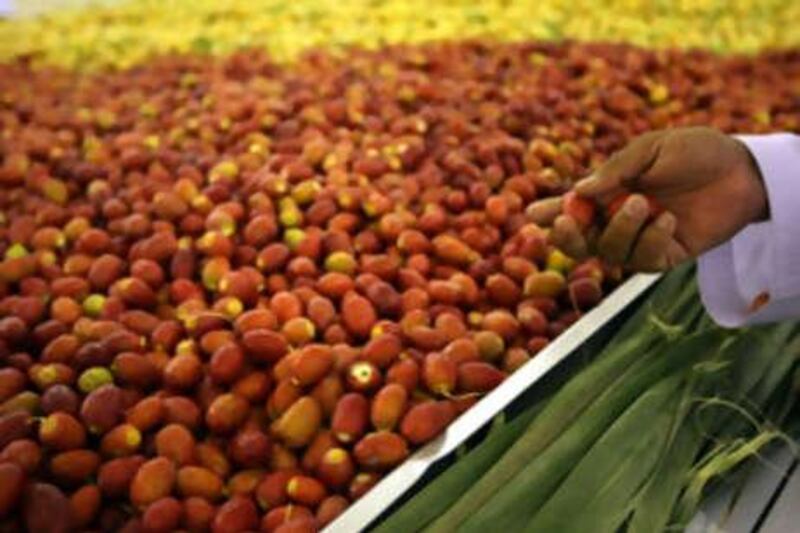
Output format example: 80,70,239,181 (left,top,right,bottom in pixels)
326,273,661,533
